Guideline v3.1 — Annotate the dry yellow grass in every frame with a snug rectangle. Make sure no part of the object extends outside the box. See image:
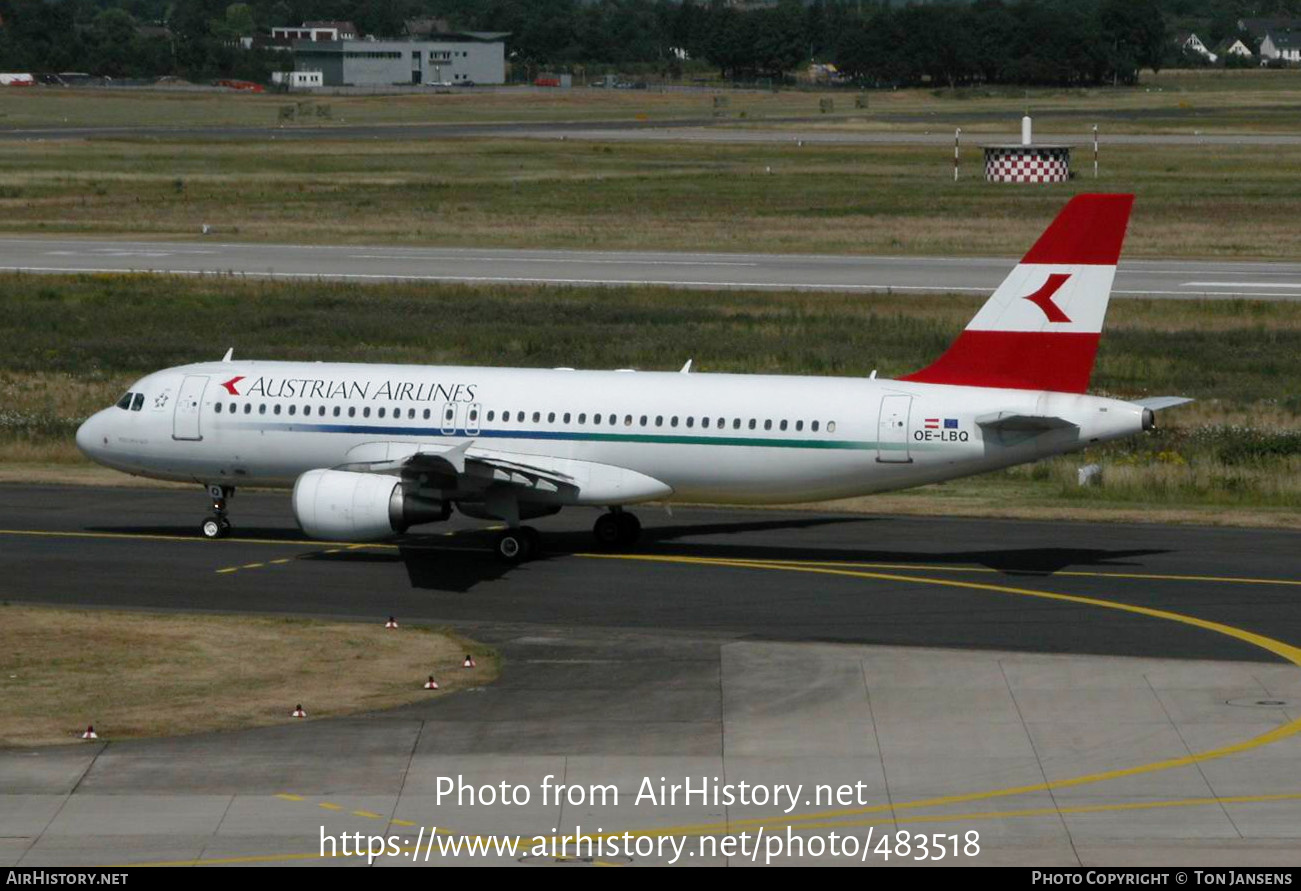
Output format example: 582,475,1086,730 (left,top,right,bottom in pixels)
3,136,1300,258
0,463,184,486
0,605,495,747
